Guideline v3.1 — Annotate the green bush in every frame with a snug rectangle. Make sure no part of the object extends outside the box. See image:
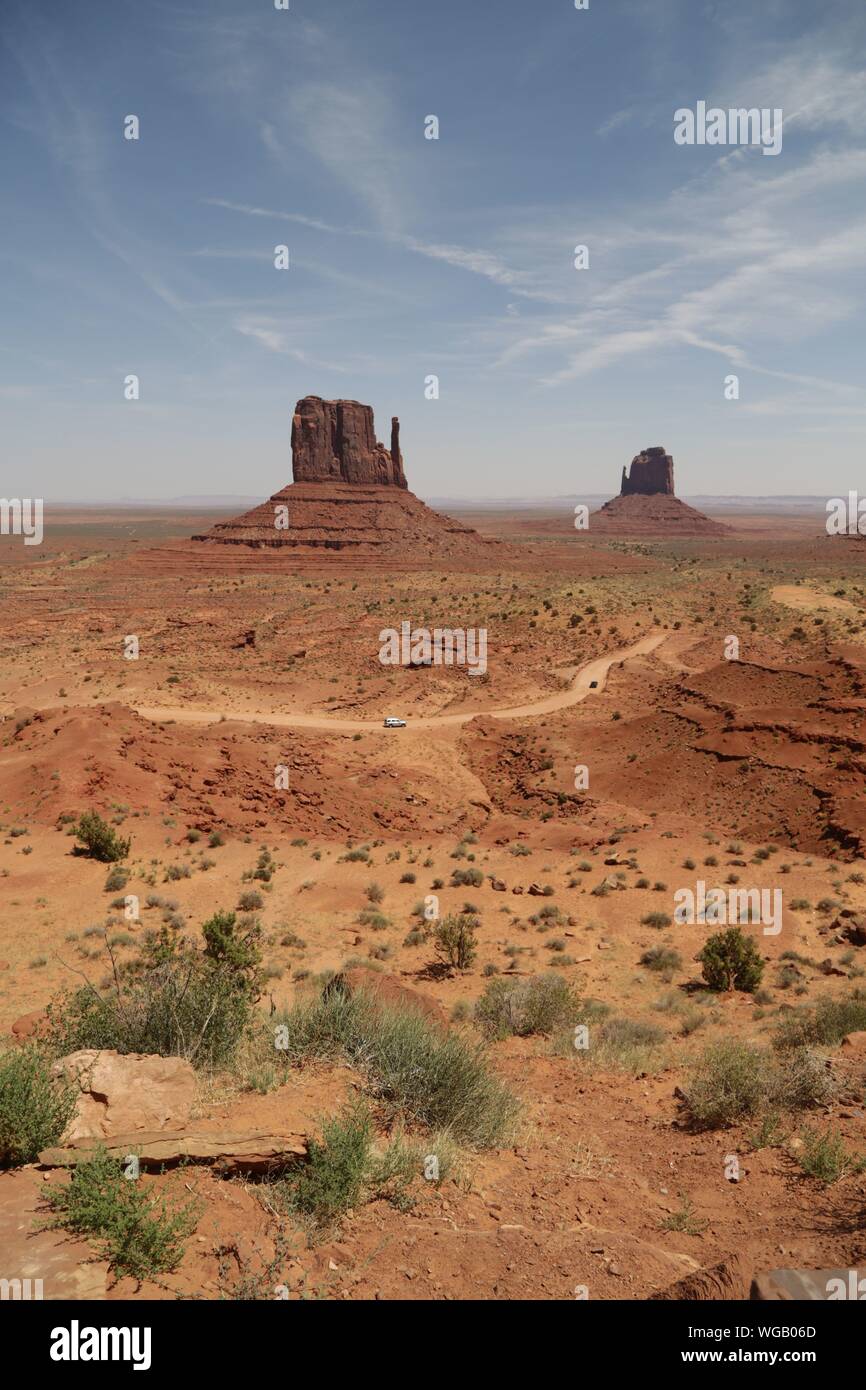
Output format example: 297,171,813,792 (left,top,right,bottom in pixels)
597,1016,665,1050
639,946,682,974
685,1040,767,1127
75,812,130,863
450,868,483,888
773,995,866,1050
358,909,390,931
767,1047,834,1113
698,927,764,993
685,1040,832,1130
797,1127,864,1185
45,915,262,1069
433,915,478,972
285,1103,372,1228
0,1046,77,1168
273,989,518,1148
41,1147,201,1279
641,912,672,929
475,973,581,1040
201,910,263,999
